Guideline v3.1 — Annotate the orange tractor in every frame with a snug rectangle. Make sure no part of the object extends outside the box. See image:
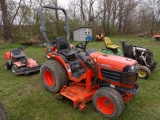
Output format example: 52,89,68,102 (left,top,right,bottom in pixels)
39,6,139,119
